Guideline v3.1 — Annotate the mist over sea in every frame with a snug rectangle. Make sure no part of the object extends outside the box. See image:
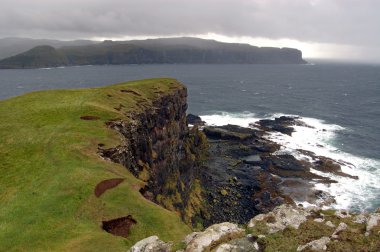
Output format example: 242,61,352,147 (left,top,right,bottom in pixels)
1,63,379,211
